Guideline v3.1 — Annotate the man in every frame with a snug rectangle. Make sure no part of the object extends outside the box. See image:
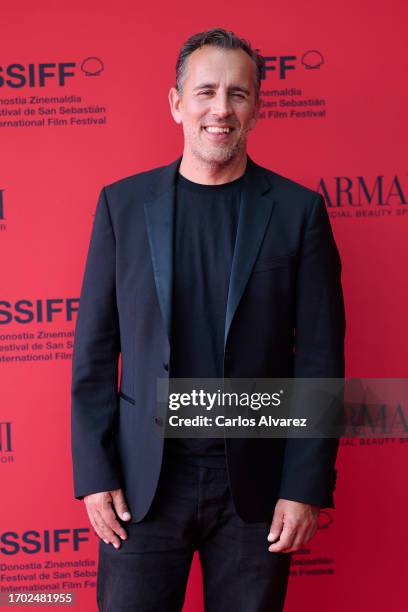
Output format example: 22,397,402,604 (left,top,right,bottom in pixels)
71,28,345,612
